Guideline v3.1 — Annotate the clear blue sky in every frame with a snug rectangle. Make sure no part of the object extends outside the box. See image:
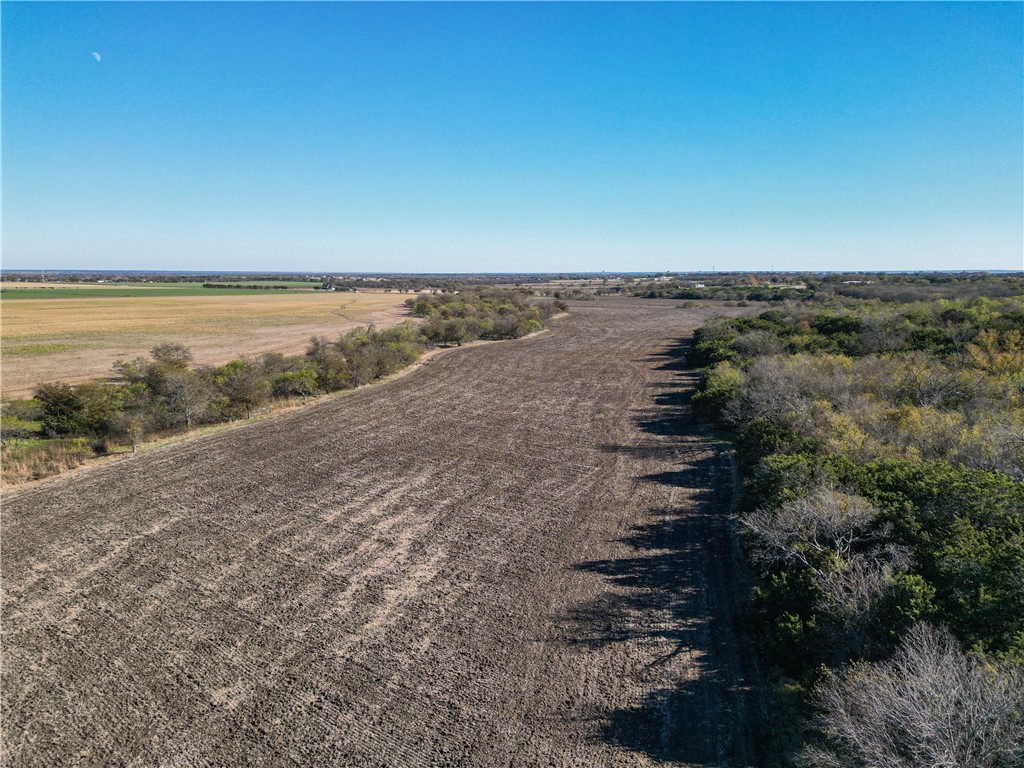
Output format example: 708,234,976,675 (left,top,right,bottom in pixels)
3,2,1021,273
